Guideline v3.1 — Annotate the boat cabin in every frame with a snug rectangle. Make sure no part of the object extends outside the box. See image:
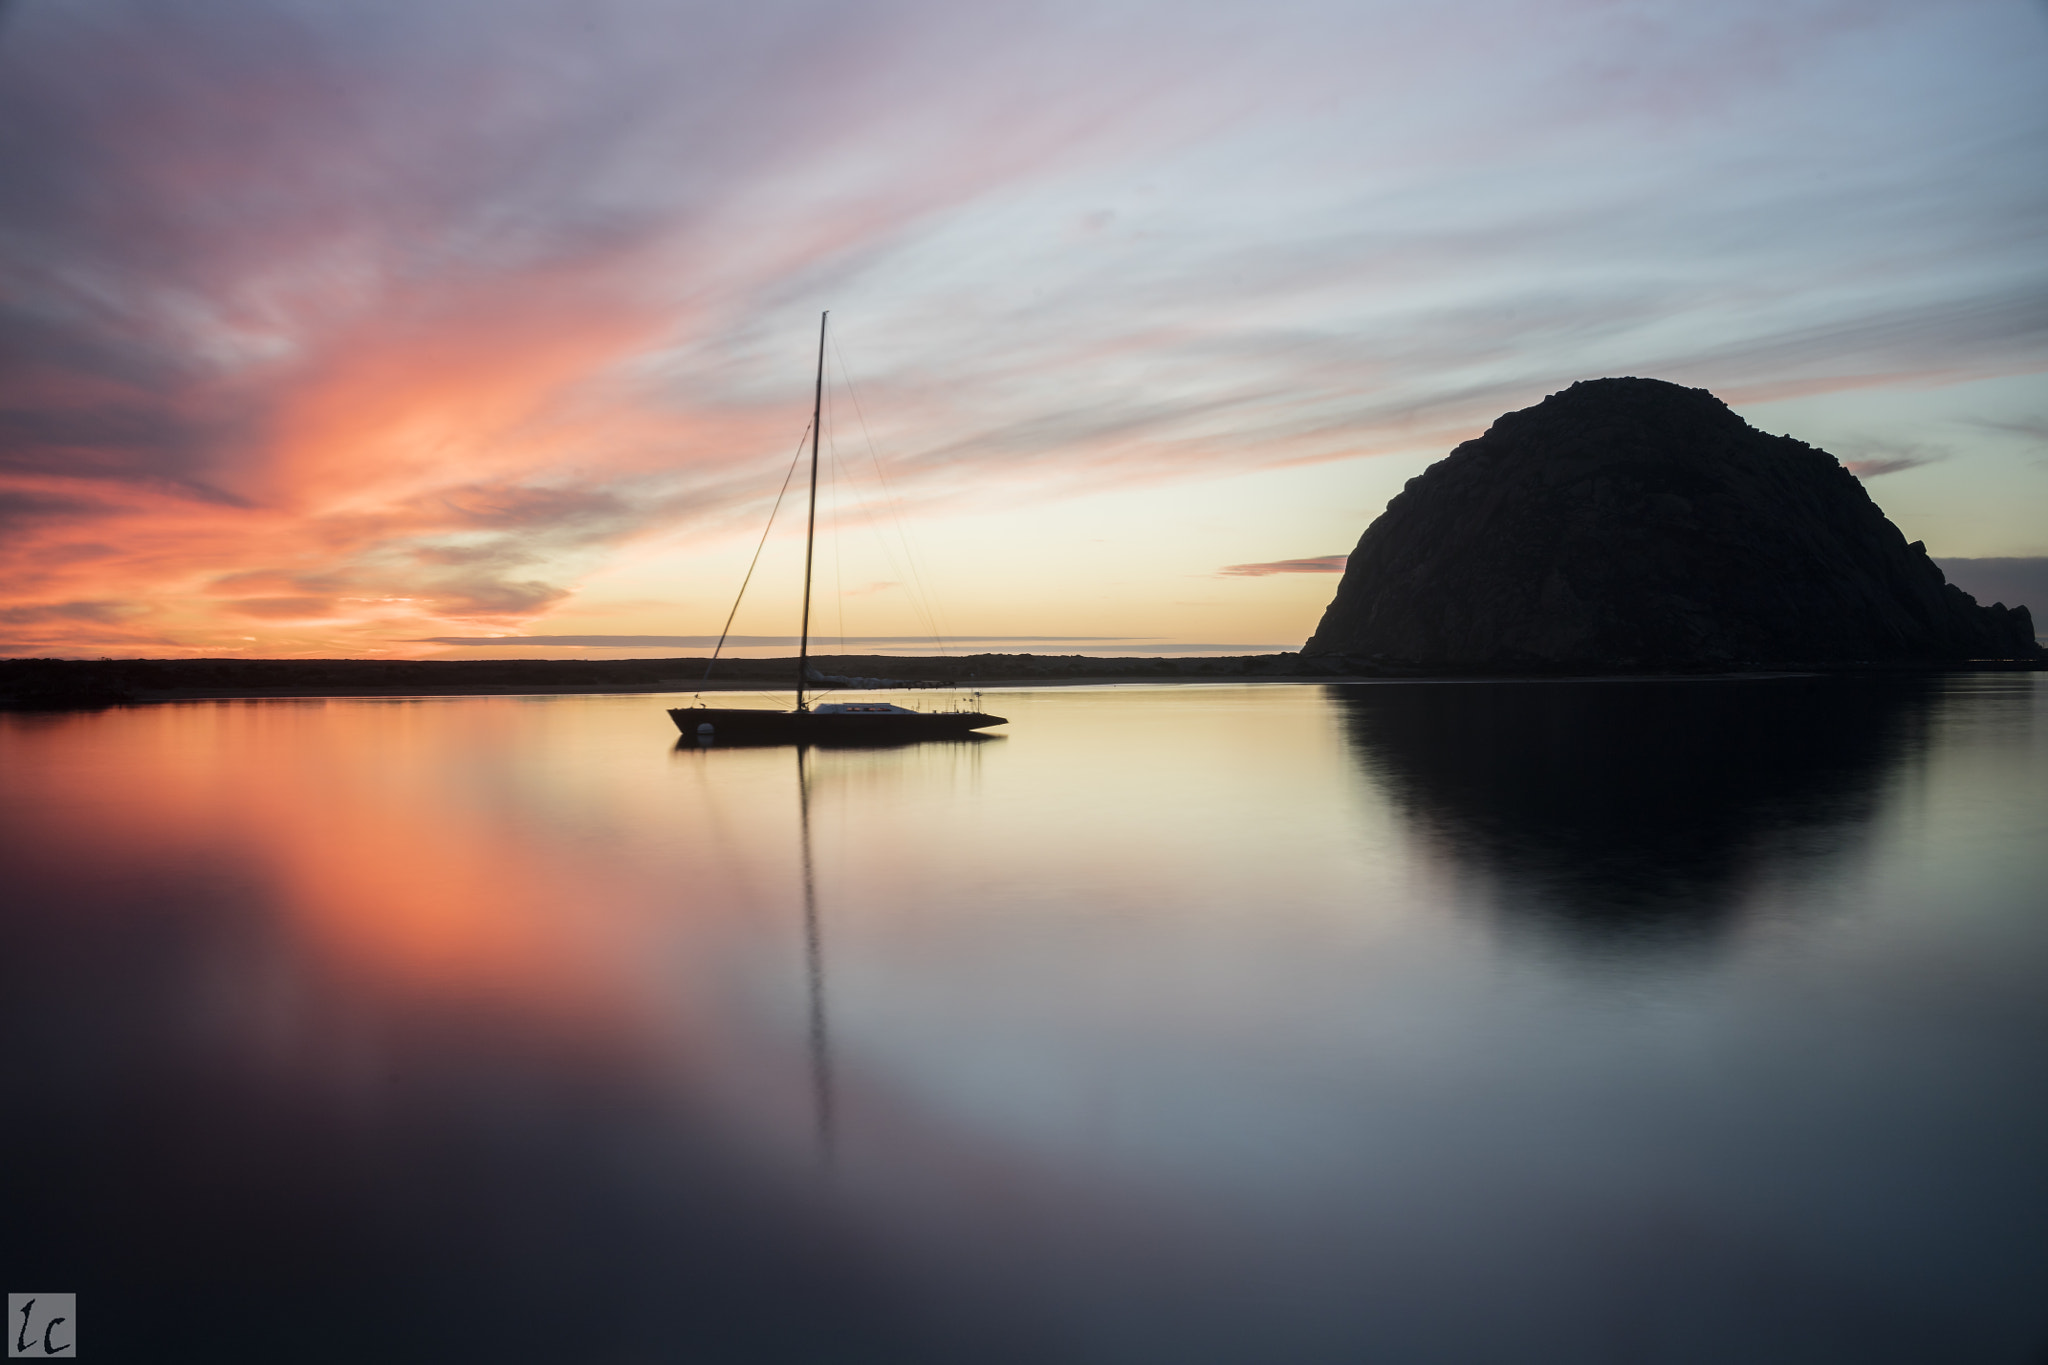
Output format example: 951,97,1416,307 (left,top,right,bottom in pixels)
810,702,920,715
